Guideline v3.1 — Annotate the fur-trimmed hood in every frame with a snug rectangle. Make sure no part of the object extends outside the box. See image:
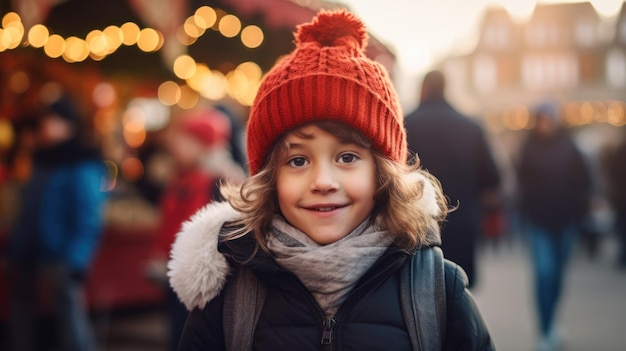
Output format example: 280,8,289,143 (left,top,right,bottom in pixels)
168,172,442,311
